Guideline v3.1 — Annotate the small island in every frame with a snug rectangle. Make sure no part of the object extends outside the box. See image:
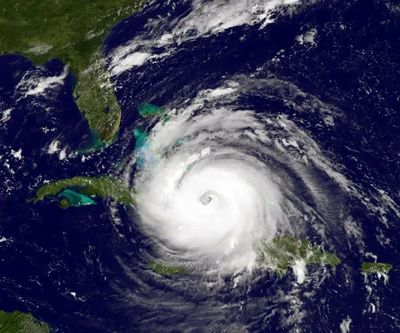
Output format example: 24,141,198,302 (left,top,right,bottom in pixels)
137,103,165,118
149,261,187,277
361,262,393,275
0,310,50,333
30,176,134,208
1,0,145,146
258,237,341,277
